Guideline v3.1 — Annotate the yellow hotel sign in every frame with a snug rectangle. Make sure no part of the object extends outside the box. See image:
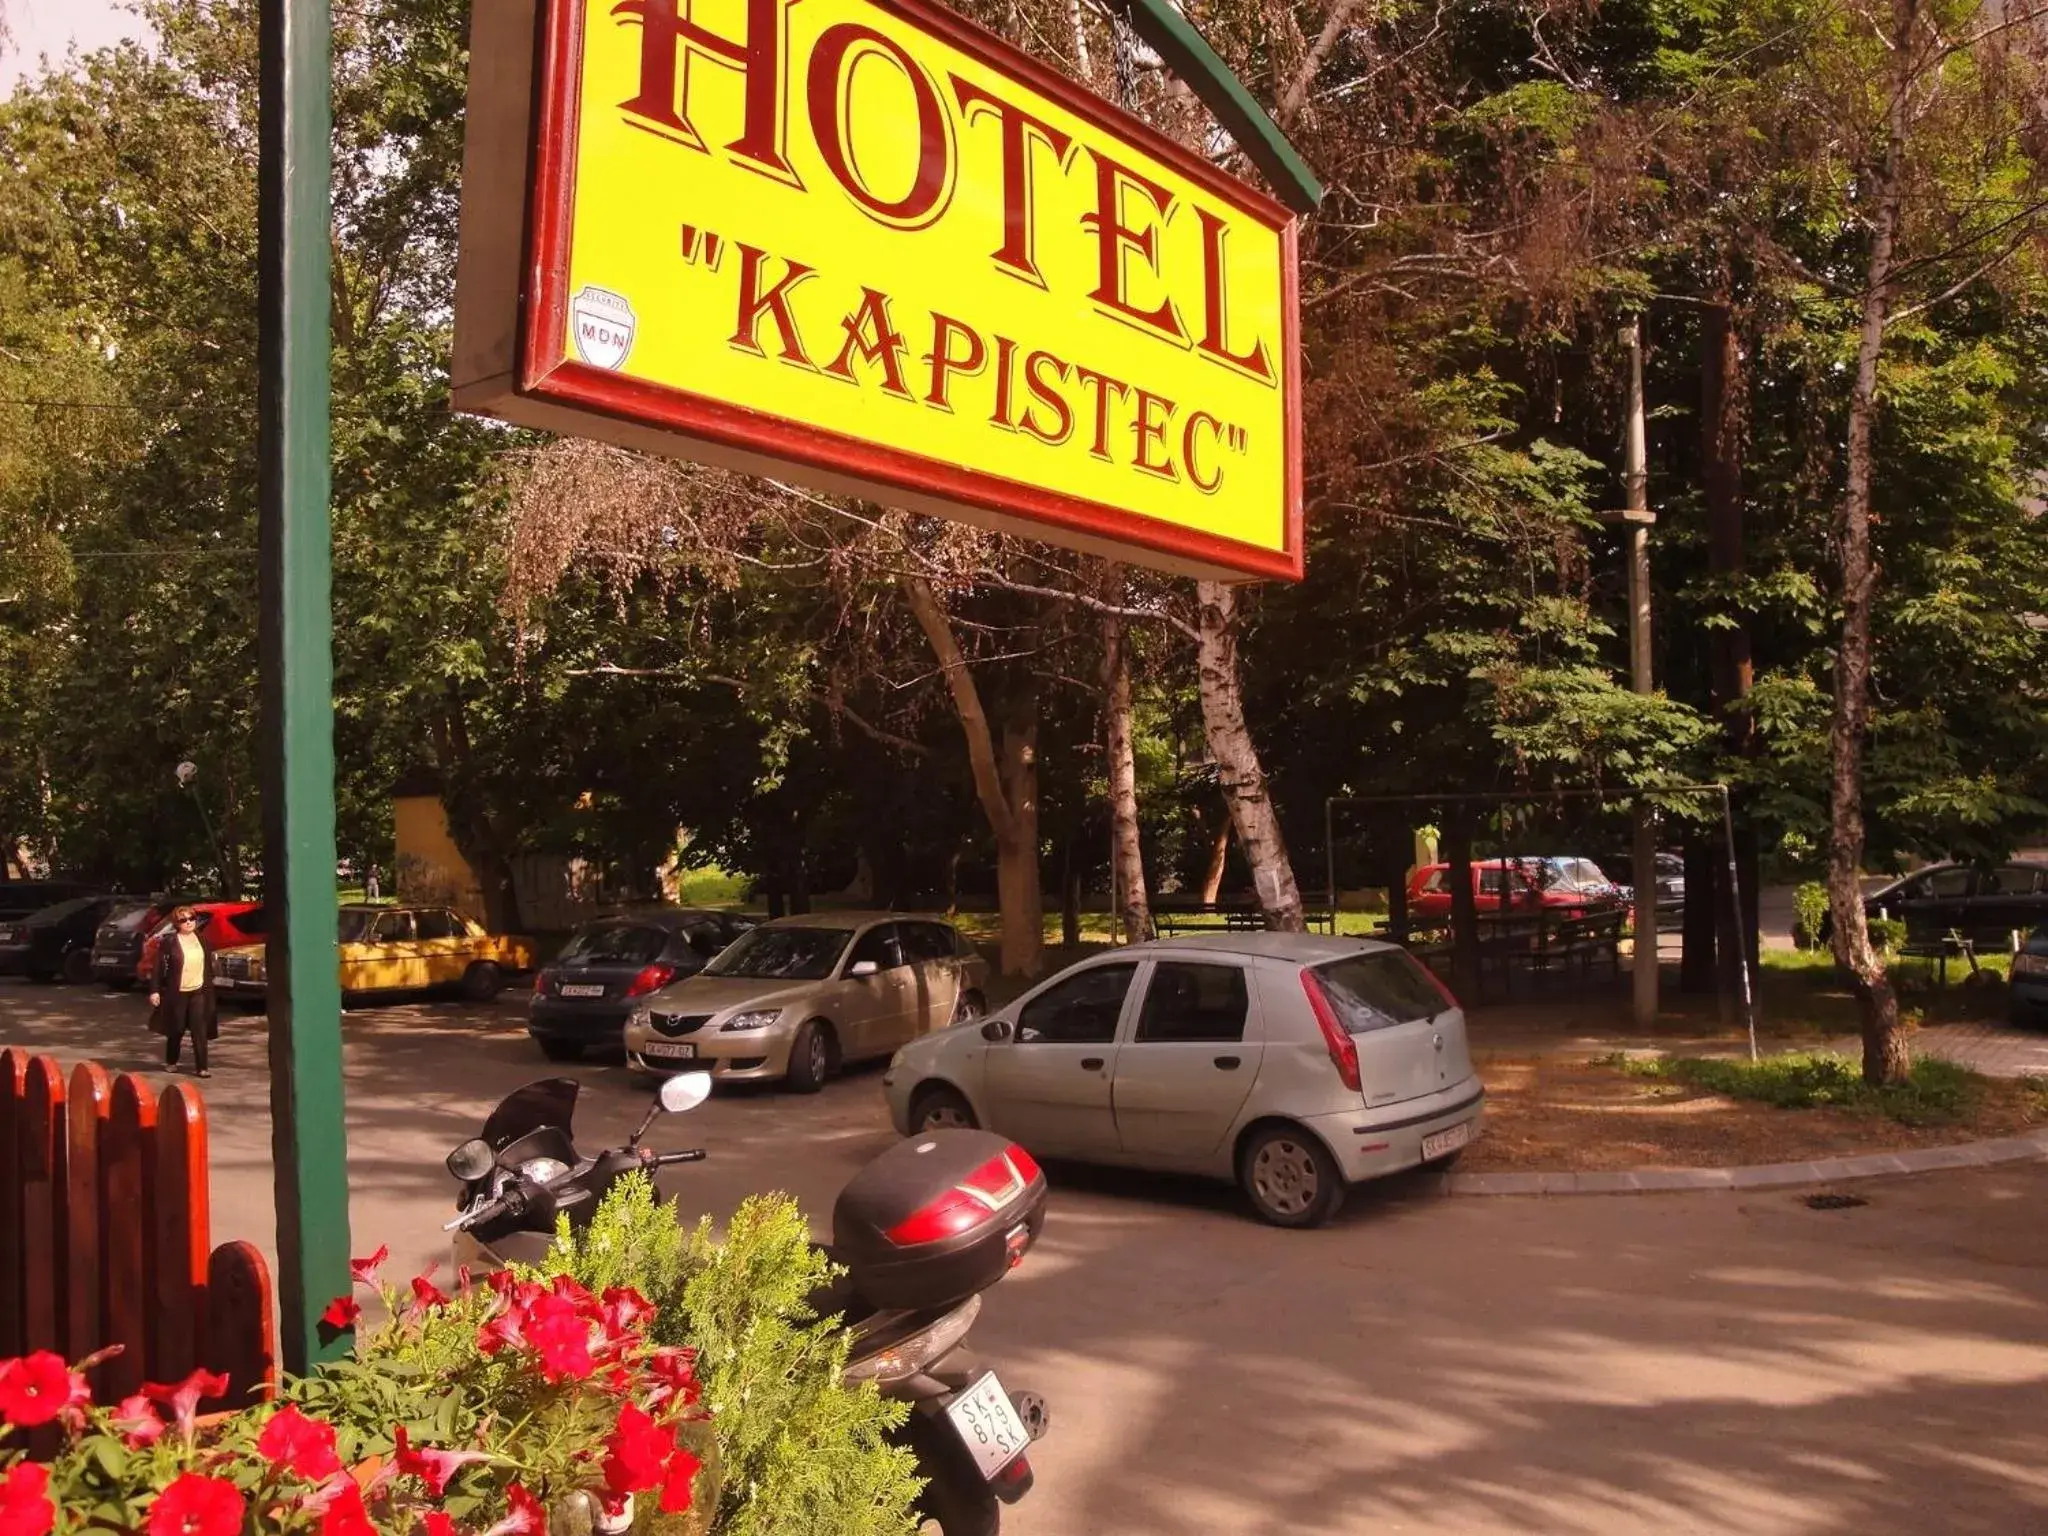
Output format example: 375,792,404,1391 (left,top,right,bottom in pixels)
453,0,1303,580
